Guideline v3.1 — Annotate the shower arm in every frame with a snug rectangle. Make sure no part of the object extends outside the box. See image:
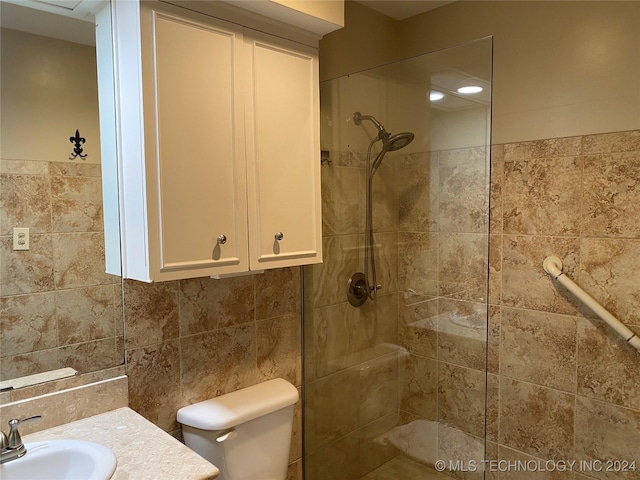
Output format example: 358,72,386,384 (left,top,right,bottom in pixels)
353,112,389,141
